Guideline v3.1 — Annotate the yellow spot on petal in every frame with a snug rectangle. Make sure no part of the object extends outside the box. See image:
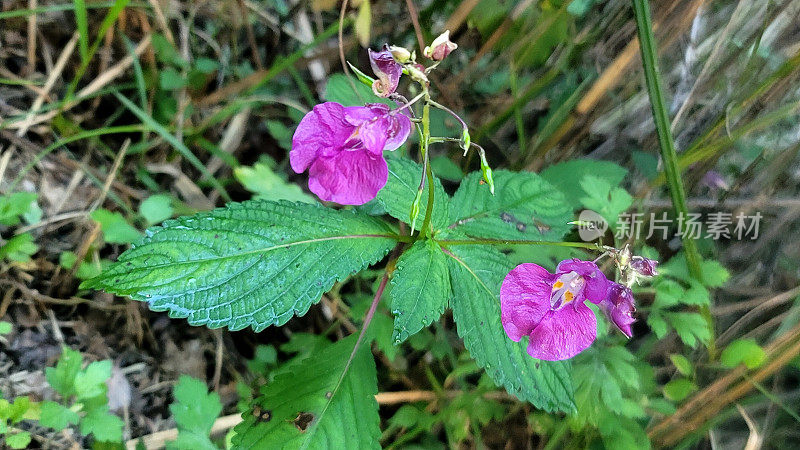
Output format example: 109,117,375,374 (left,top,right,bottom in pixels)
553,280,564,289
564,291,574,303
